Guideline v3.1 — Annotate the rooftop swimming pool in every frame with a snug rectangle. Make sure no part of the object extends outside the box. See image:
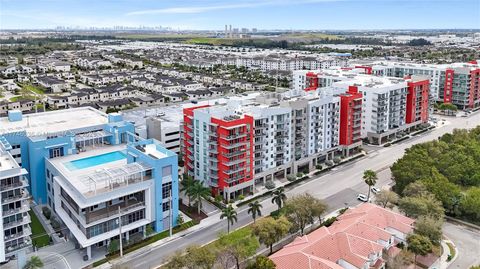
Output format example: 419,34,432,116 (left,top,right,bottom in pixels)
64,151,126,171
